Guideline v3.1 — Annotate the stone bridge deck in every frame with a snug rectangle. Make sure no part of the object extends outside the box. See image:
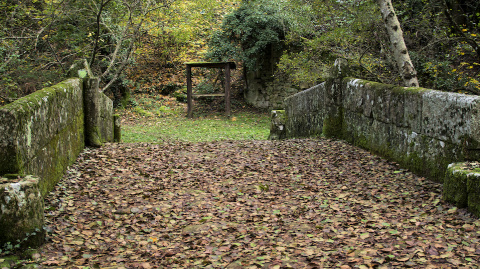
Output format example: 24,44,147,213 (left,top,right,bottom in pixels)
33,139,480,268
